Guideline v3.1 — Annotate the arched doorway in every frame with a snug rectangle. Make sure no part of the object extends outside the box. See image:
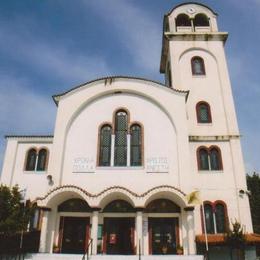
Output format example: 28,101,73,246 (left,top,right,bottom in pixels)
145,199,181,255
102,200,135,255
57,198,92,254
